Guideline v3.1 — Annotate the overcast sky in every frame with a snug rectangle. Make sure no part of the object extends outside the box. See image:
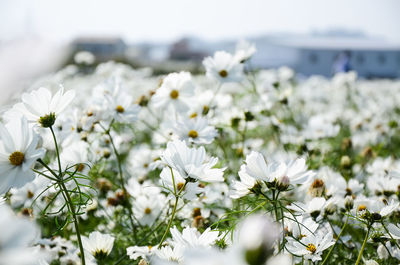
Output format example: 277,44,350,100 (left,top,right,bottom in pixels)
1,0,400,43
